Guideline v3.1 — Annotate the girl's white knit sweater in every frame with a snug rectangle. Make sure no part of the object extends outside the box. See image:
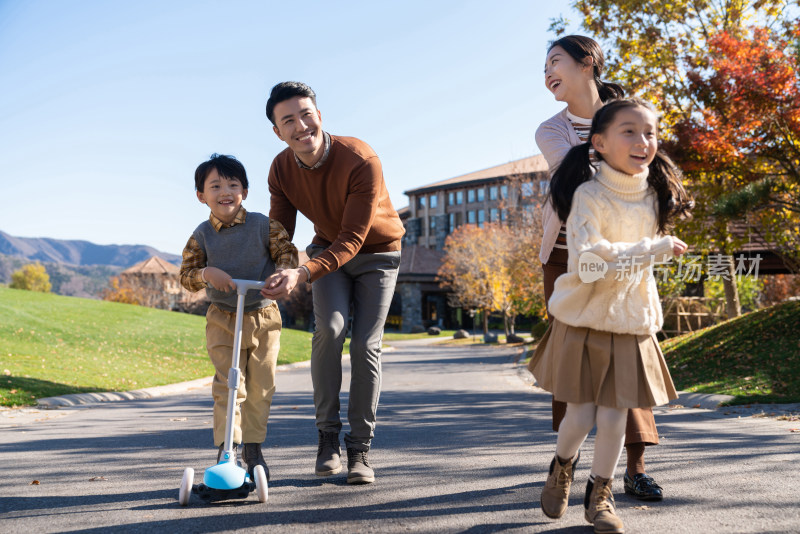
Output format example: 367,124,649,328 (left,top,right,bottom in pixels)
548,162,675,336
